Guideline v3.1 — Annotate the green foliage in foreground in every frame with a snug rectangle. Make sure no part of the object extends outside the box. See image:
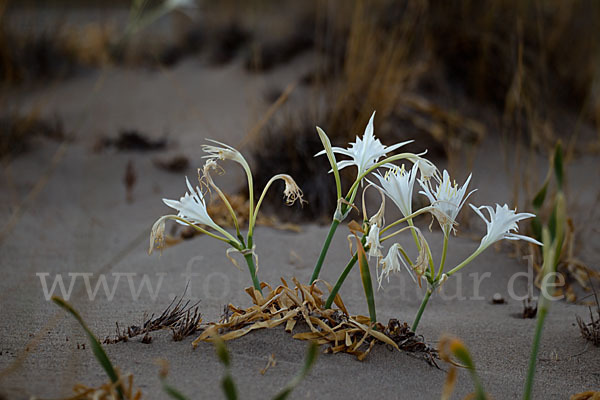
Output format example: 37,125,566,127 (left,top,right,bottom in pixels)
52,296,318,400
